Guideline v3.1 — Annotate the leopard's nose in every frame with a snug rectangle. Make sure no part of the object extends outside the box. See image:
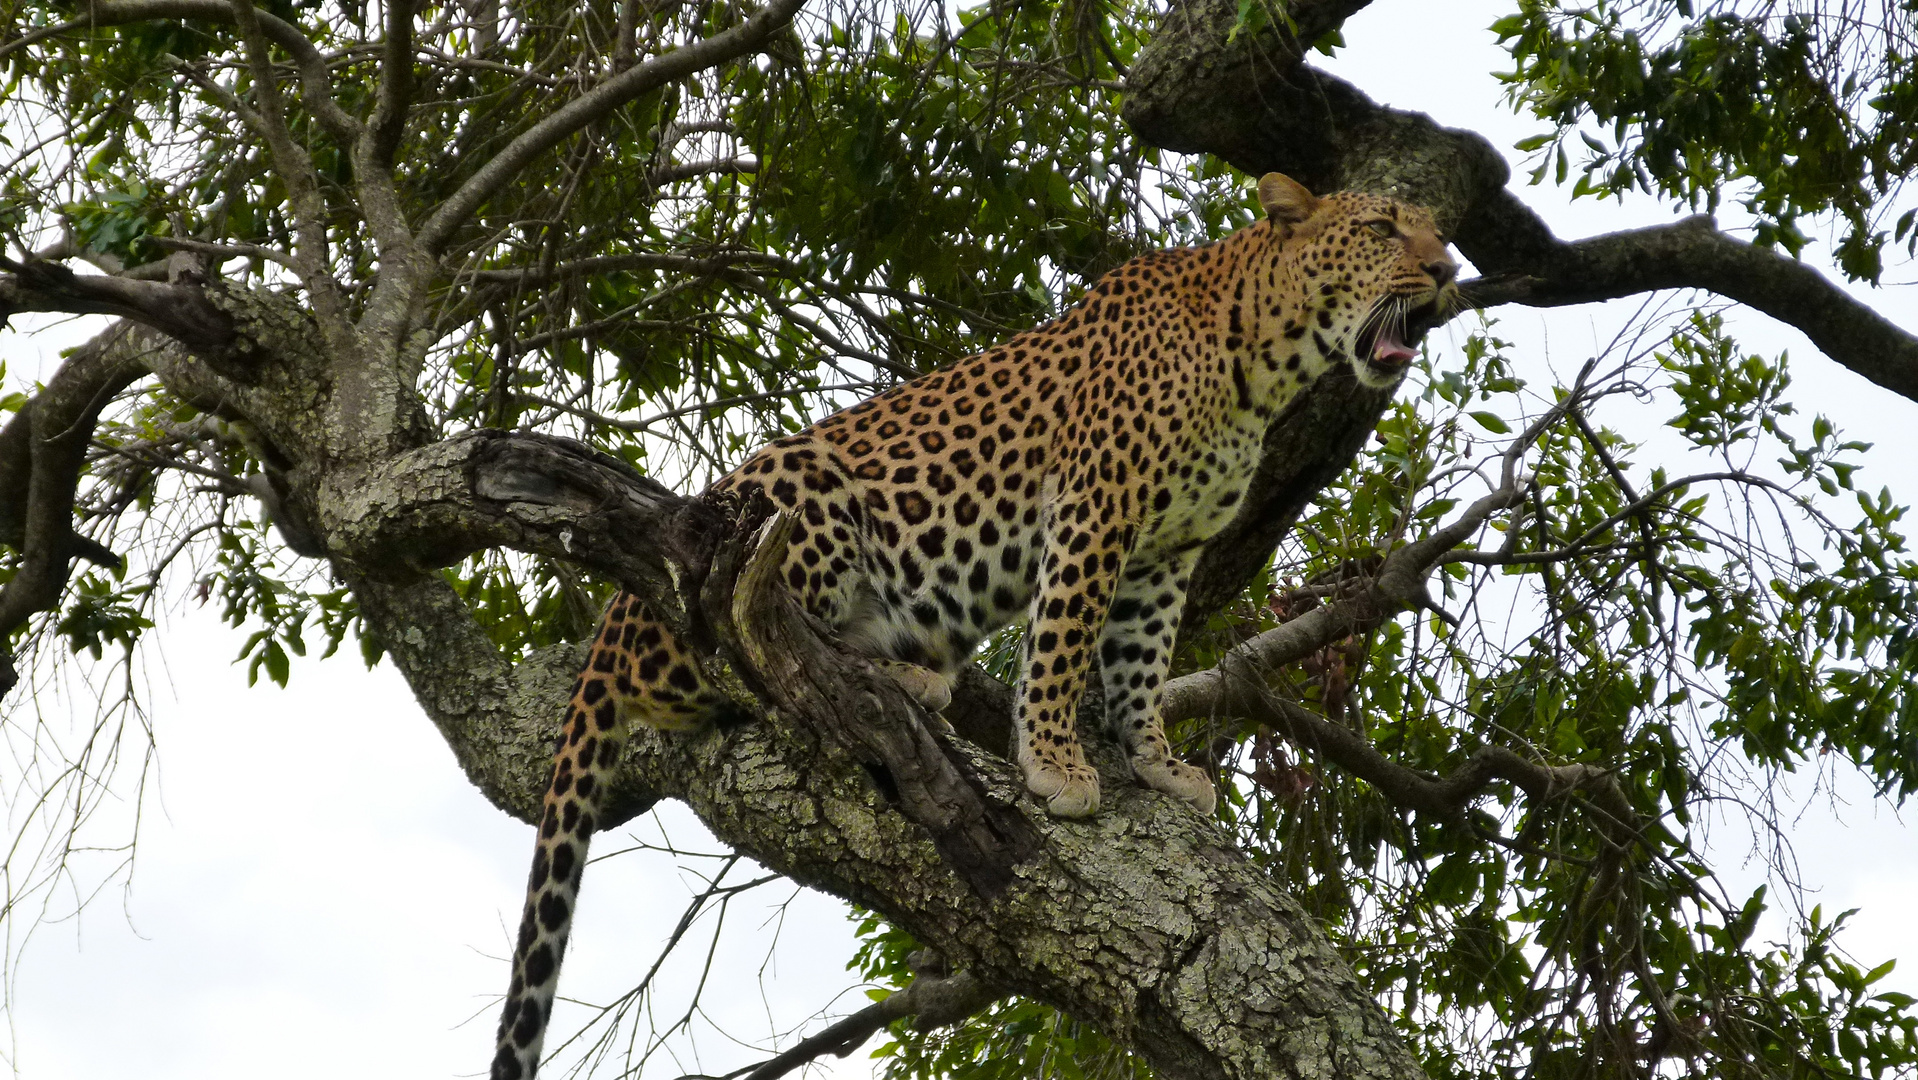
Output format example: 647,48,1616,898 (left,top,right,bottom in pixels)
1423,258,1457,286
